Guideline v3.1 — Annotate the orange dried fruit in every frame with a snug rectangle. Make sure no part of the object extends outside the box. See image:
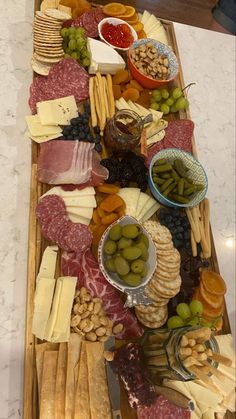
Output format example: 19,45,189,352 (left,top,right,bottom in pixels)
116,5,136,19
131,21,144,32
118,208,125,217
92,224,107,246
97,207,106,219
126,13,139,24
129,79,144,91
103,2,126,16
199,282,224,309
100,194,125,212
121,87,140,102
113,69,129,84
101,212,119,225
202,302,224,319
89,223,98,233
137,29,147,39
201,270,226,296
97,184,120,194
112,84,122,99
92,209,101,225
